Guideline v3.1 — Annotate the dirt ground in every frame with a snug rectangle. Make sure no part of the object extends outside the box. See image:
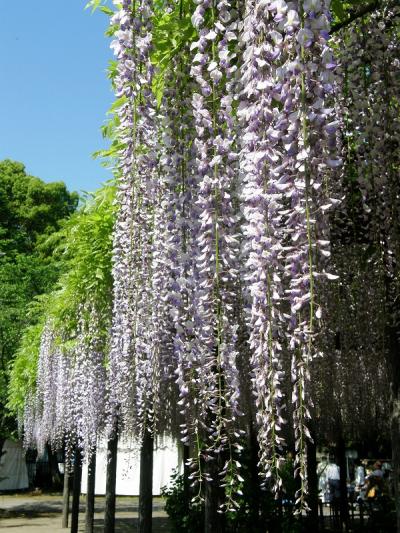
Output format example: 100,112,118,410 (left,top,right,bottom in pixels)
0,493,171,532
